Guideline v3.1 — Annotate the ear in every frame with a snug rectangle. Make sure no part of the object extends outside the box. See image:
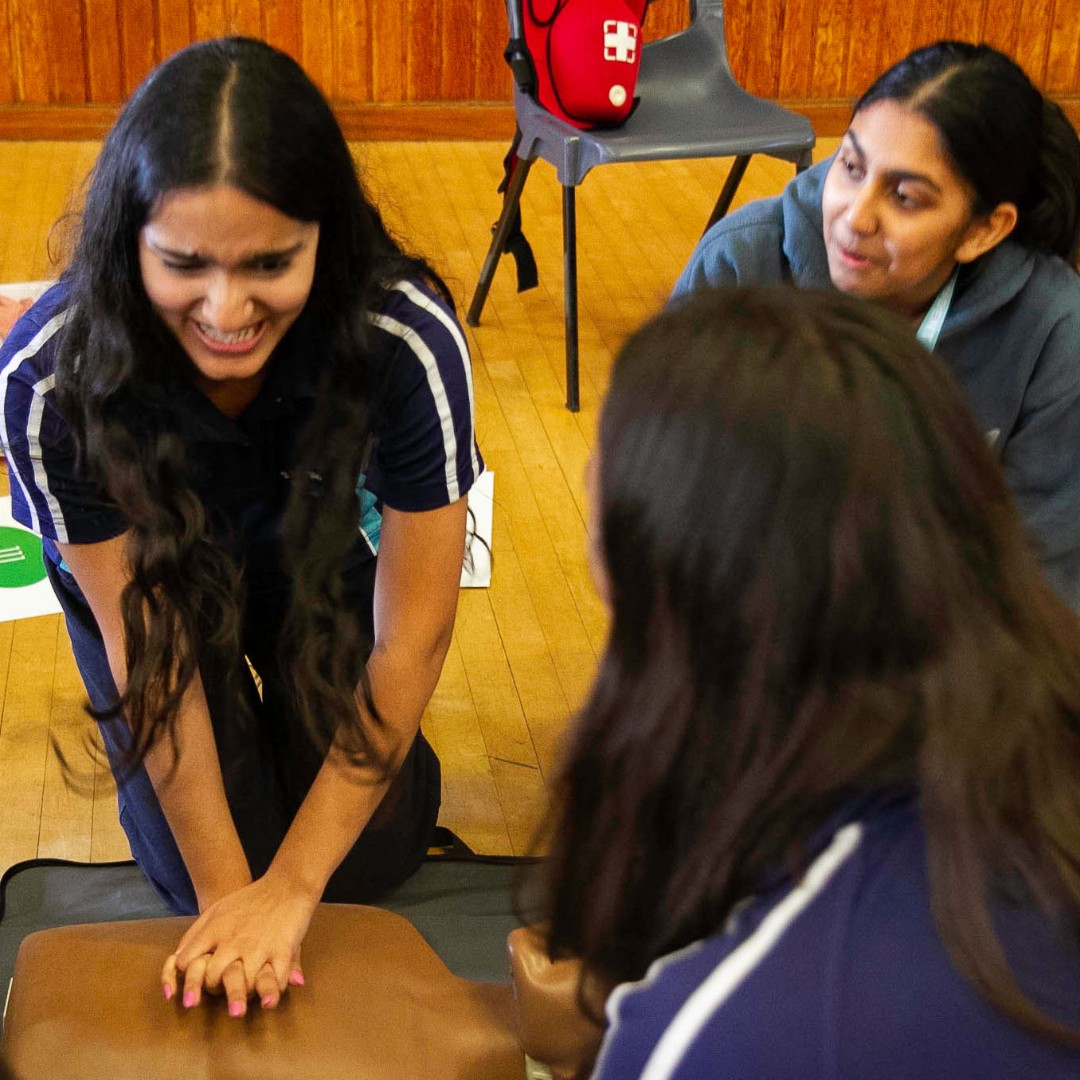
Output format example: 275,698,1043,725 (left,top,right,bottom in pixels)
954,202,1019,264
